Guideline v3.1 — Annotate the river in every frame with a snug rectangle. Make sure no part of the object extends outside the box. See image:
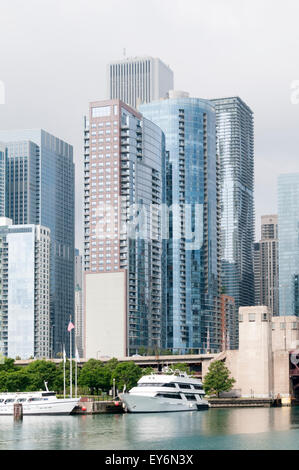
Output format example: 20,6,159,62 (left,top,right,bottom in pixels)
1,407,299,450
